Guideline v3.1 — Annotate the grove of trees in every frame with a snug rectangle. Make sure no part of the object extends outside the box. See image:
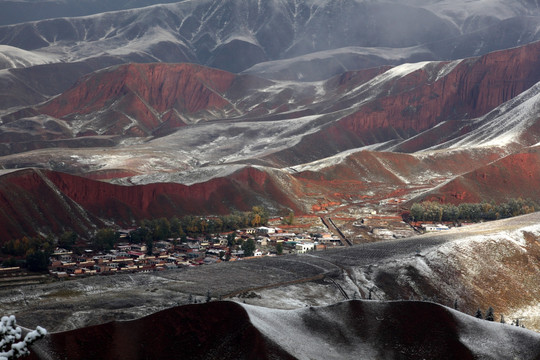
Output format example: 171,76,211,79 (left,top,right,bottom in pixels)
409,198,538,223
89,206,269,252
